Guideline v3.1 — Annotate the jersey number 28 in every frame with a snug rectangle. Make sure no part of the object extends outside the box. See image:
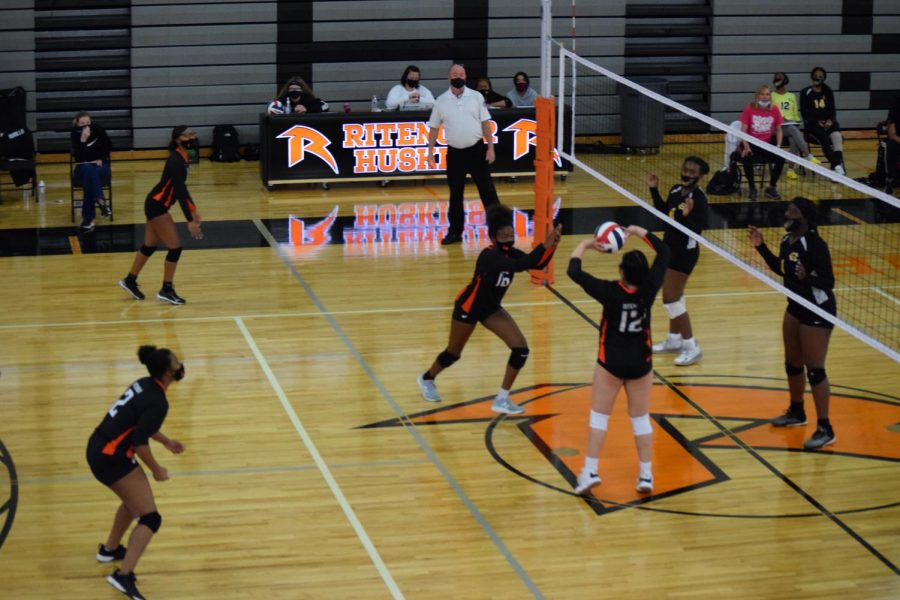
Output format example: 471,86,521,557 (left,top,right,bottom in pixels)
108,381,144,417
